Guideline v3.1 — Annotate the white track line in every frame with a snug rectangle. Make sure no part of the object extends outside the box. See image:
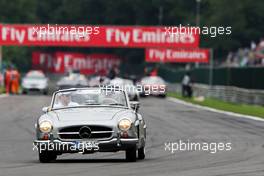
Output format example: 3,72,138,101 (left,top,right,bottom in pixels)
167,97,264,122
